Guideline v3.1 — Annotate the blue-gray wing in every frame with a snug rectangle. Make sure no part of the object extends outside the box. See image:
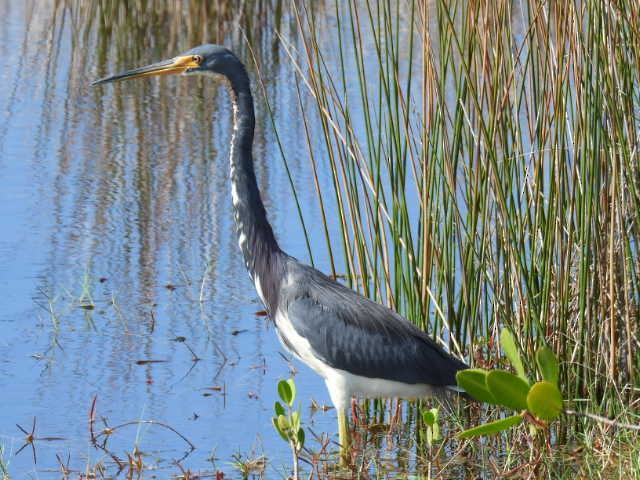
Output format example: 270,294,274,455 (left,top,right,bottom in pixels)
282,266,467,387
